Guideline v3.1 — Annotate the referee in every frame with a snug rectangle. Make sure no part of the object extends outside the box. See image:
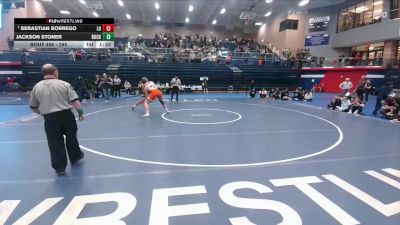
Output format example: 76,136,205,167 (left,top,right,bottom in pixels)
170,76,181,102
29,64,85,176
